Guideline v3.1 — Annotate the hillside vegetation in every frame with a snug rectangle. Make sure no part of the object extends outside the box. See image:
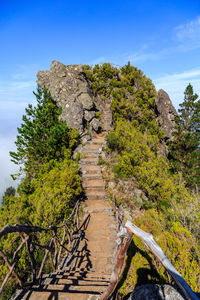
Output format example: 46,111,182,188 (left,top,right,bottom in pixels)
0,88,82,299
0,62,199,299
84,63,200,294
